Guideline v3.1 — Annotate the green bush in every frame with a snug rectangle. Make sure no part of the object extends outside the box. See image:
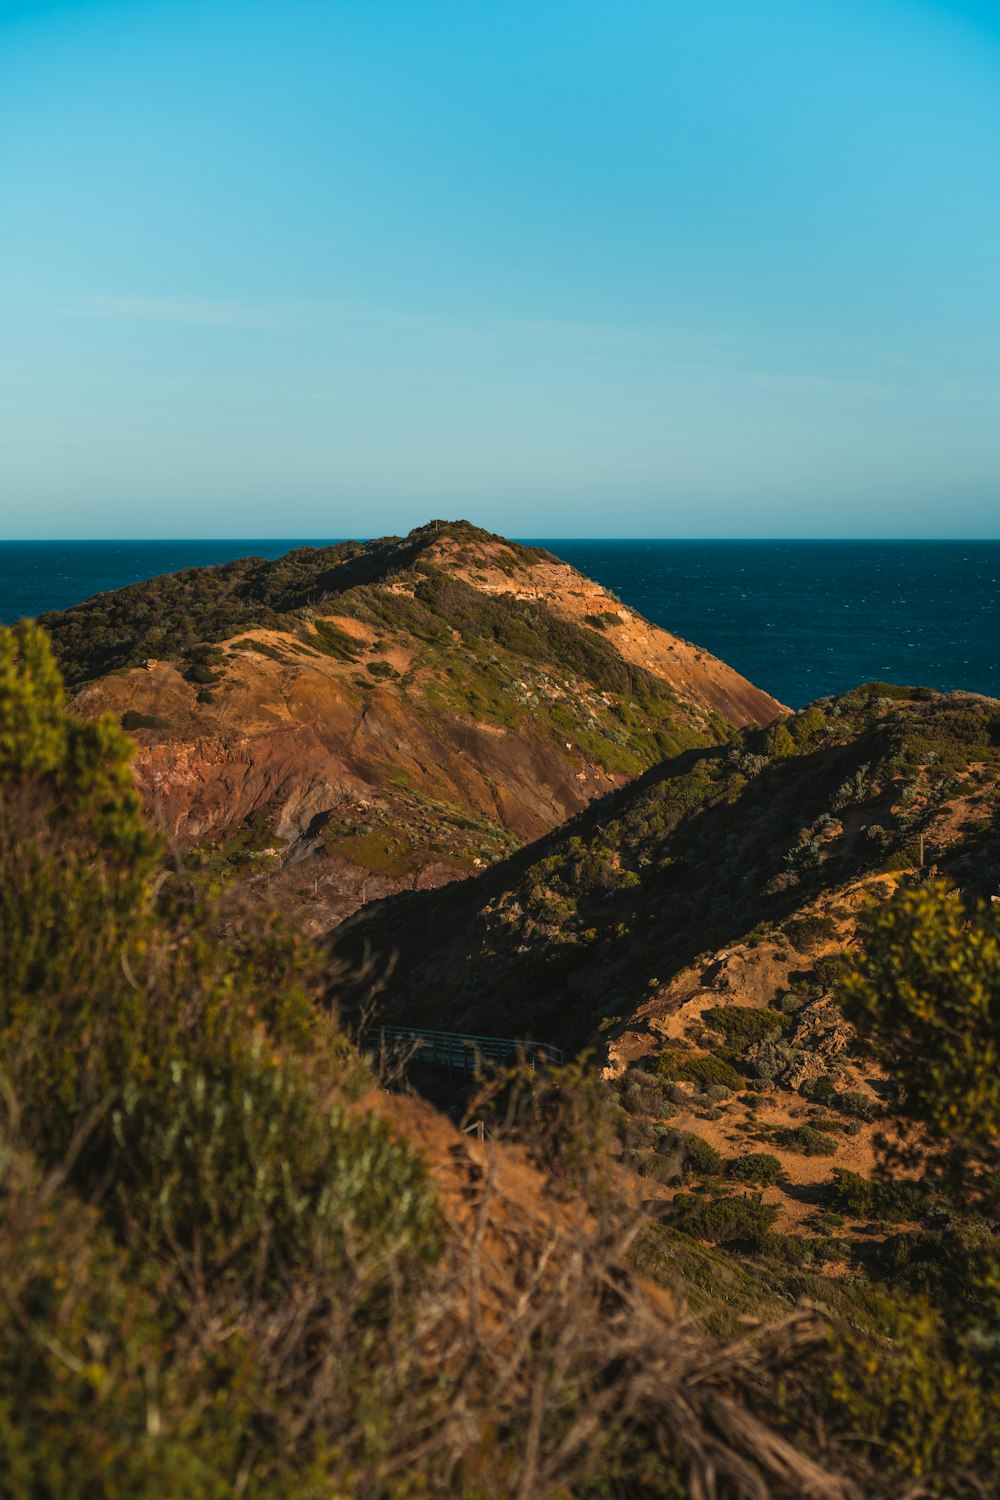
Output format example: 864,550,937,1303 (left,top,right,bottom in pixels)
812,952,853,988
0,1169,231,1499
109,1056,439,1282
701,1005,792,1050
779,1125,838,1157
655,1048,742,1091
788,705,828,751
672,1192,779,1244
825,1168,929,1224
311,616,362,660
837,1089,880,1121
820,1299,1000,1486
756,1232,812,1267
878,1221,1000,1327
582,610,620,631
726,1152,786,1187
746,1037,806,1088
366,657,399,679
656,1130,724,1178
785,914,839,950
617,1069,673,1118
120,709,169,731
799,1074,838,1104
767,722,797,758
181,643,226,685
839,883,1000,1204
